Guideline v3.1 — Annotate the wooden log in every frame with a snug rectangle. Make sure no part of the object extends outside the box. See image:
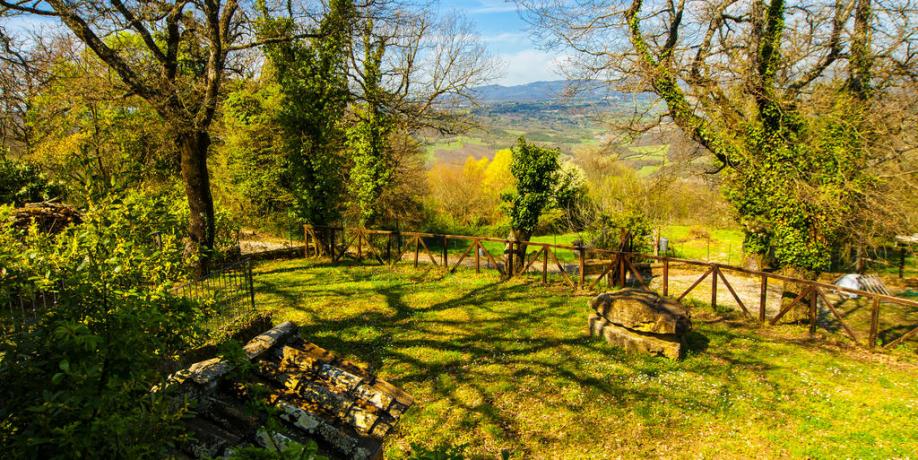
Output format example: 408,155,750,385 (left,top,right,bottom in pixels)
816,289,859,344
442,235,448,270
770,287,813,325
449,242,475,274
